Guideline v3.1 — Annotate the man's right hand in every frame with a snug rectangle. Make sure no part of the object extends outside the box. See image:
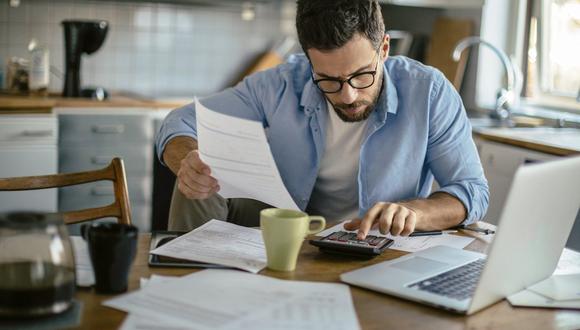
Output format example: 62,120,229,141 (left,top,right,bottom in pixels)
176,150,220,200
